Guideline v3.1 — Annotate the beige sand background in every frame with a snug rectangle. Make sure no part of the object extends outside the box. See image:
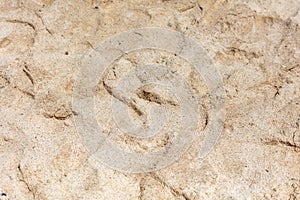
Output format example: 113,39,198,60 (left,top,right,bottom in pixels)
0,0,299,199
